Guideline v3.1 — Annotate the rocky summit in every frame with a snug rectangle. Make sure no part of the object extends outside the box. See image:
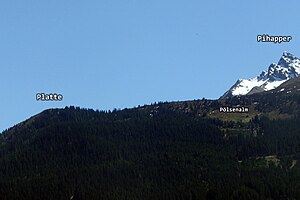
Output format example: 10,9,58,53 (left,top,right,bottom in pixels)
221,51,300,99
